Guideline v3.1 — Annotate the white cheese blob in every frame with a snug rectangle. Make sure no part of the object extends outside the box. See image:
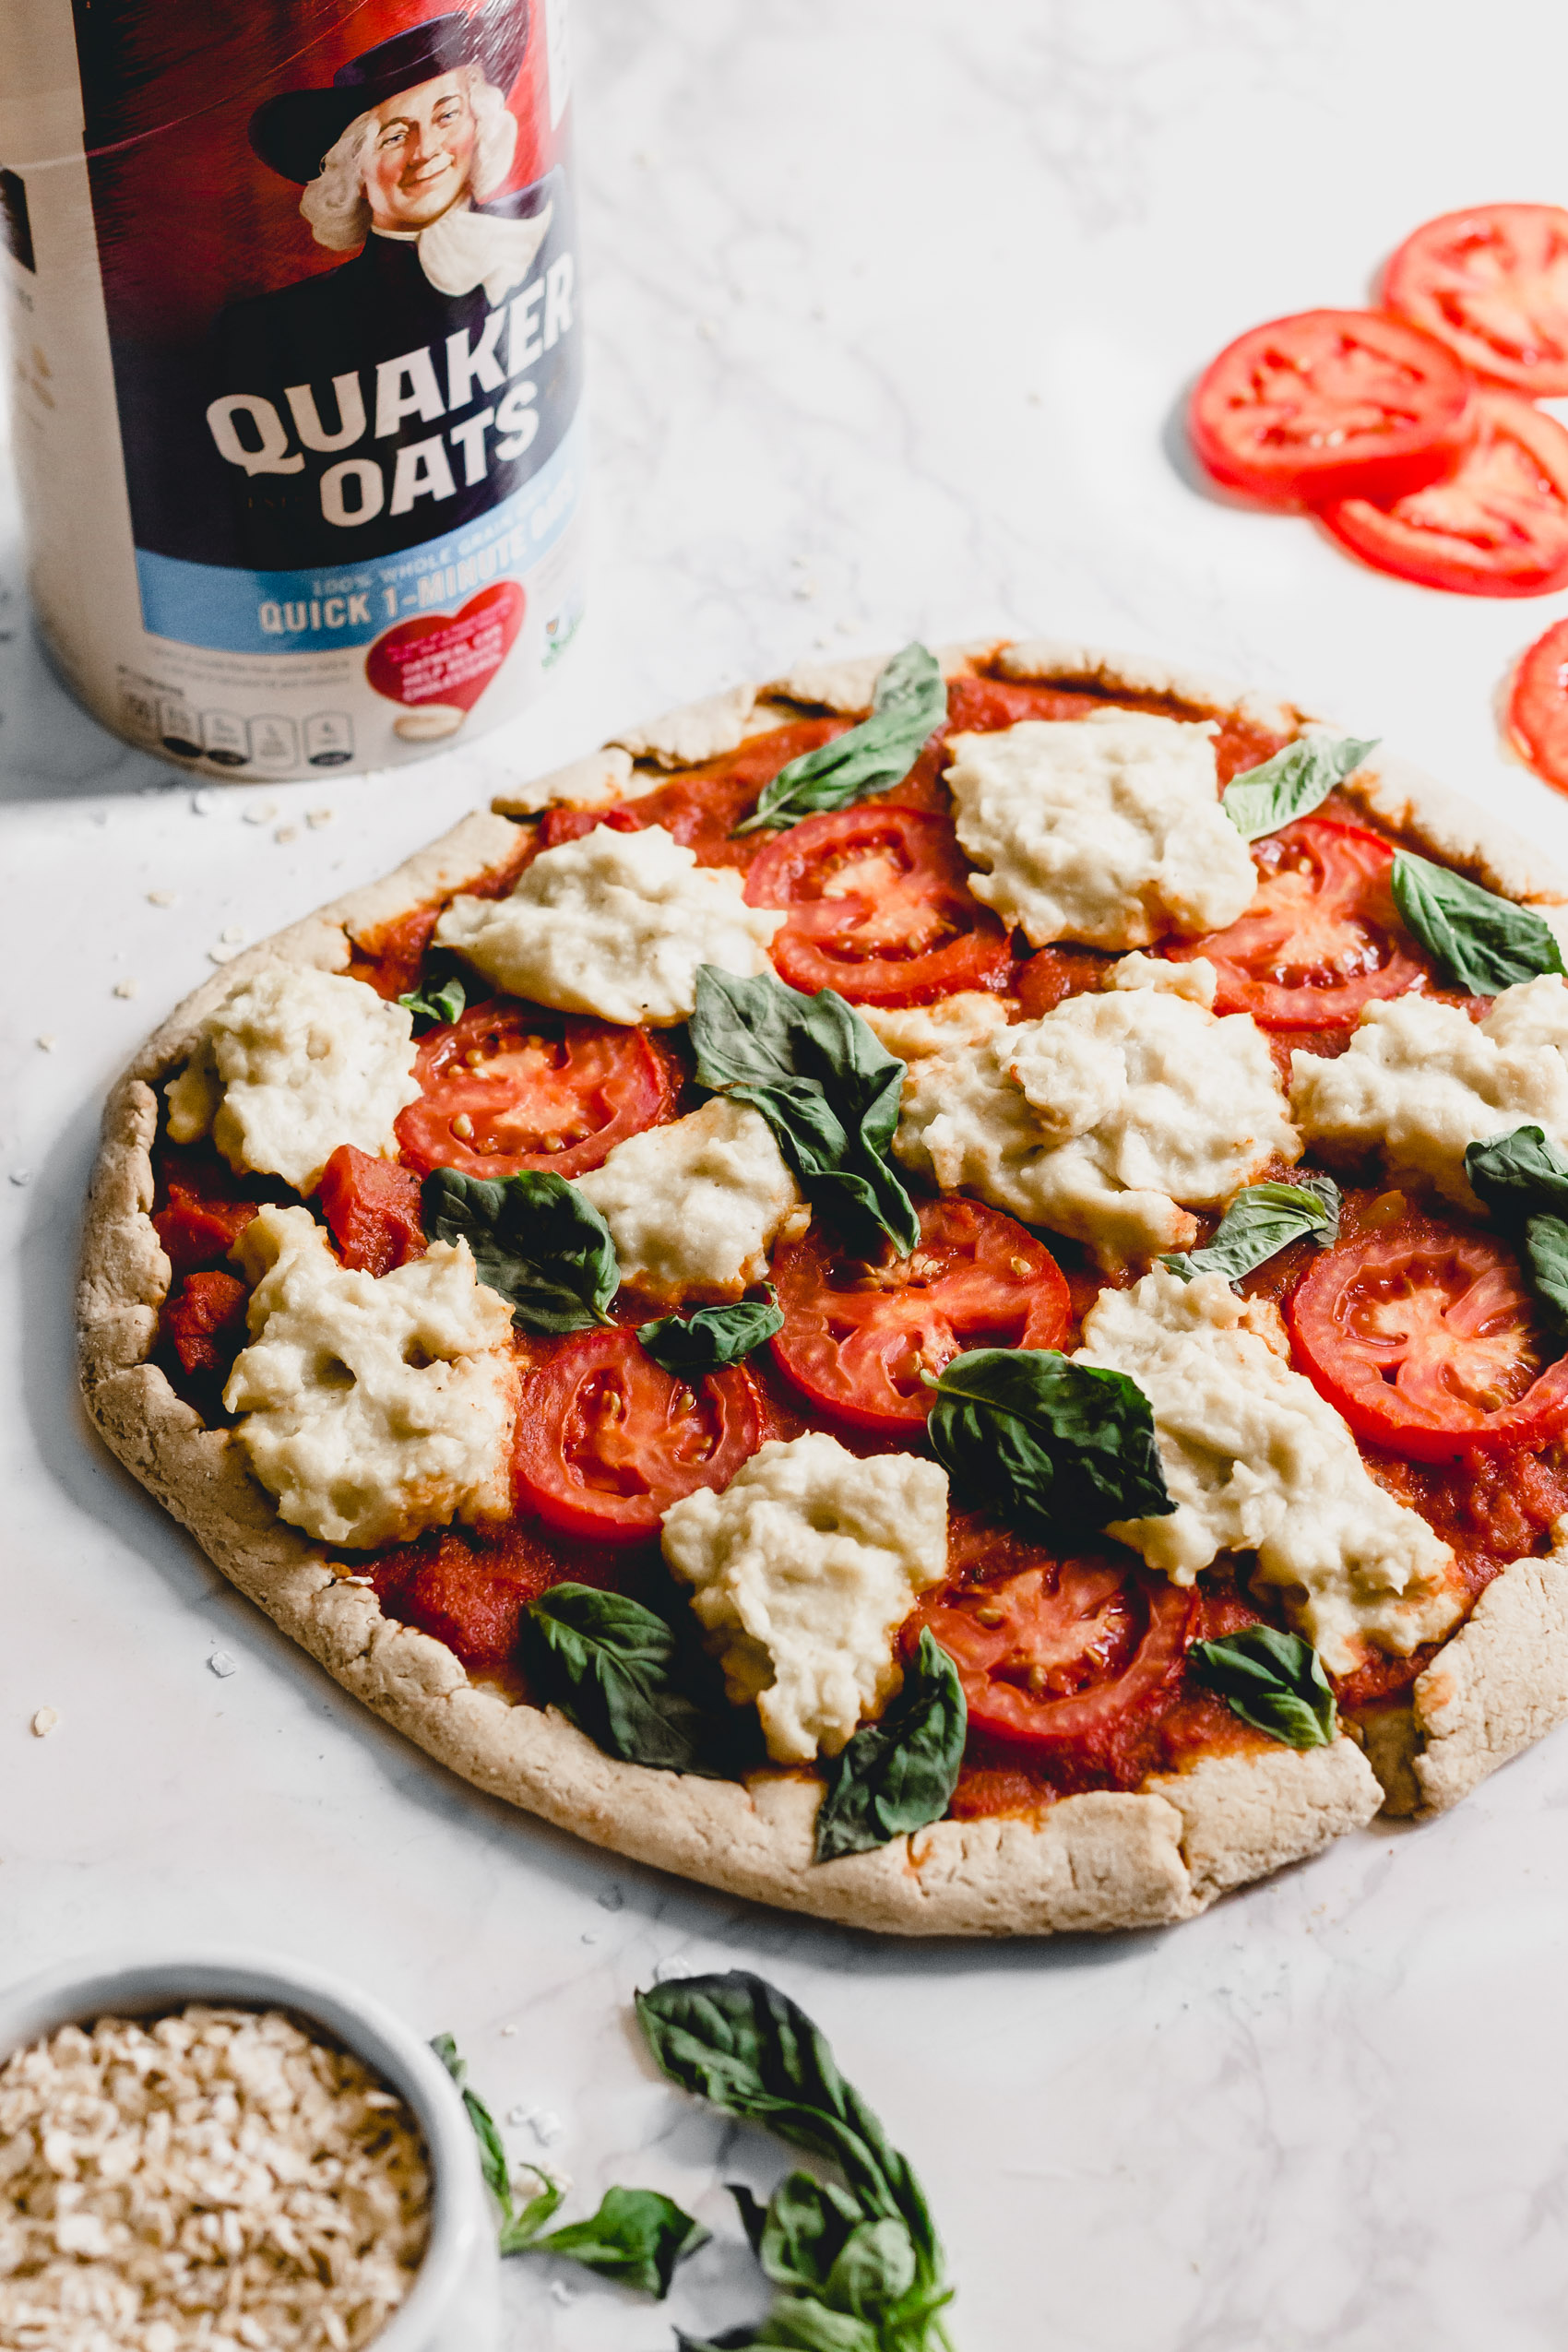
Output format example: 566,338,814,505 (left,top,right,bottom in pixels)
944,708,1259,950
164,964,420,1194
224,1206,517,1550
433,824,784,1026
576,1099,807,1301
660,1432,949,1764
858,992,1014,1061
1075,1266,1459,1672
1291,975,1568,1208
894,961,1297,1267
